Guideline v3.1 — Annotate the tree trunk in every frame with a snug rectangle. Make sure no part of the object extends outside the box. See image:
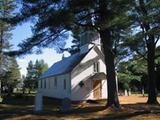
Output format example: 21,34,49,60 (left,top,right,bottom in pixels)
0,24,4,101
7,86,12,97
22,86,25,94
146,40,158,104
139,0,158,104
100,29,120,108
28,89,31,94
